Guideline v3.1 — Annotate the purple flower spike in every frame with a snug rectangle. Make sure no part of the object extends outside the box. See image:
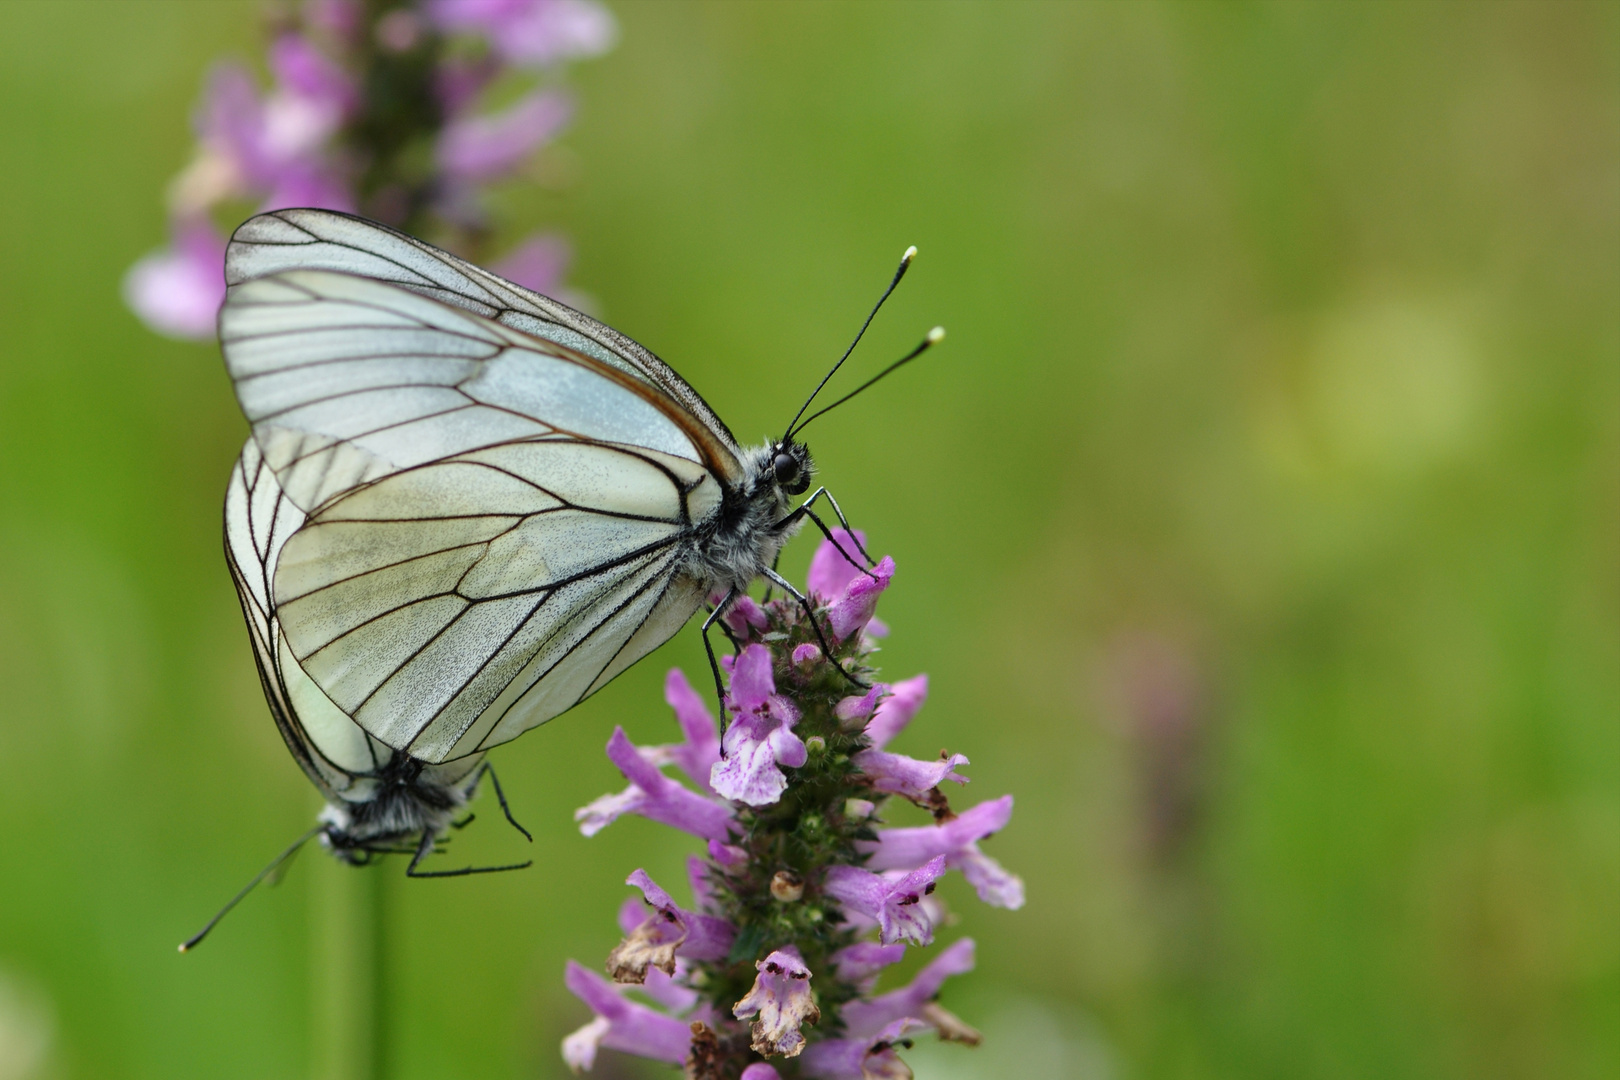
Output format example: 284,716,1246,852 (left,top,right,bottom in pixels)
724,593,769,638
852,747,970,799
608,868,735,981
954,845,1027,910
827,556,894,641
563,524,1018,1076
864,674,928,749
438,89,572,181
807,528,869,602
860,795,1025,910
852,748,969,801
841,938,975,1038
562,961,692,1070
733,947,820,1058
640,964,700,1015
122,220,227,340
834,685,884,724
823,856,947,946
830,942,906,988
711,646,806,807
633,869,735,960
708,838,748,868
660,669,721,794
575,727,733,841
800,1017,929,1080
